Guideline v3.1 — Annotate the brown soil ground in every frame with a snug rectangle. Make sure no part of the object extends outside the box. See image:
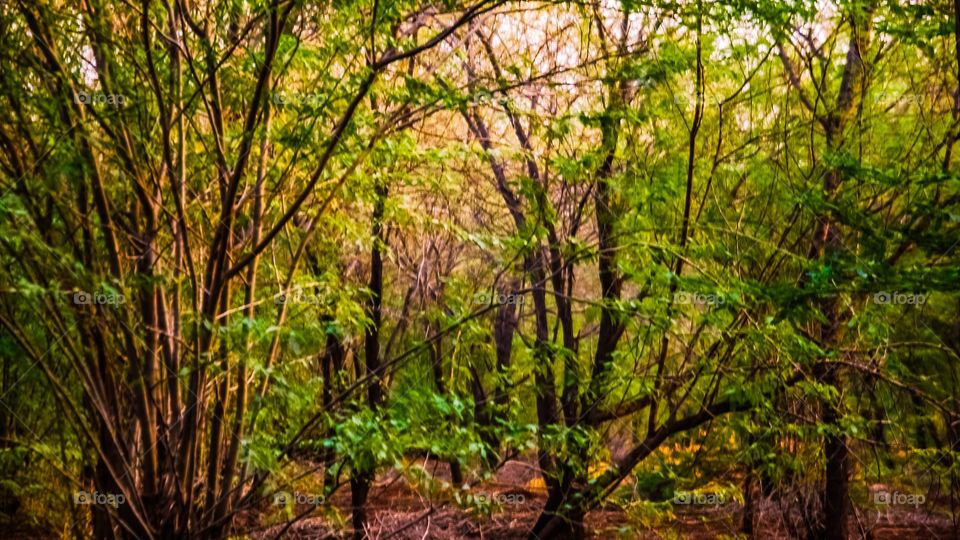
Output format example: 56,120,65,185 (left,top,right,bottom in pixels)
245,458,958,539
3,456,950,539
